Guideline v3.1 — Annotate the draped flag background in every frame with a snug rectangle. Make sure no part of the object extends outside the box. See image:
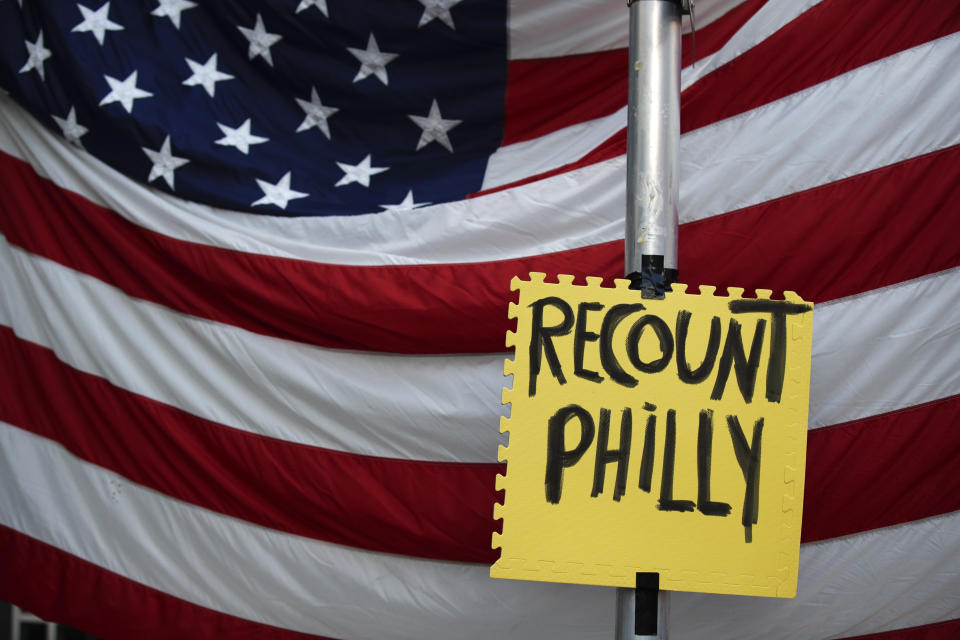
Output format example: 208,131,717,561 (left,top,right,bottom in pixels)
1,0,959,638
